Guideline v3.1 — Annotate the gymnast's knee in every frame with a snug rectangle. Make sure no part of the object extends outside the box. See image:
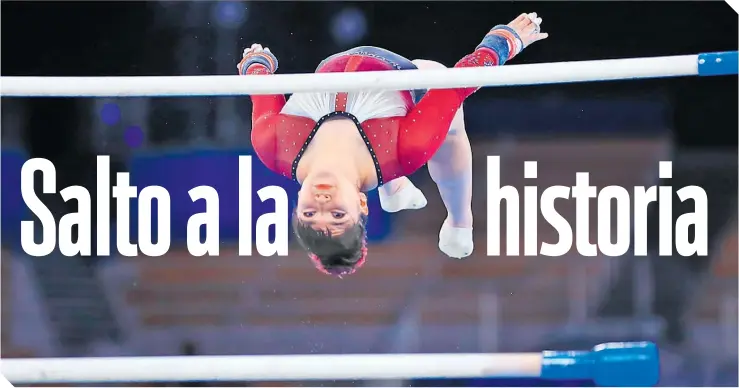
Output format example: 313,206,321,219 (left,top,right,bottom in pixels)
411,59,447,70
